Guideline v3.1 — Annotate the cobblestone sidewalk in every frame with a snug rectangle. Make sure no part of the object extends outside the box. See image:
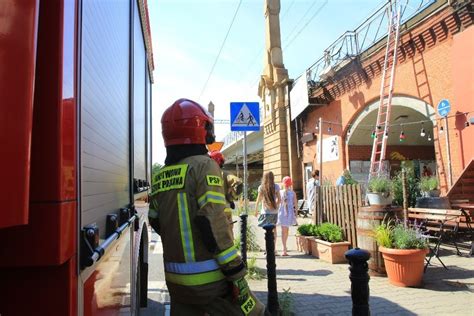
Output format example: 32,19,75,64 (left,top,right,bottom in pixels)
243,215,474,316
